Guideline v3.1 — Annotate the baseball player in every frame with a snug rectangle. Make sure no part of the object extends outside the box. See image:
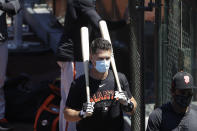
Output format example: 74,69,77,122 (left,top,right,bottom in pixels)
146,71,197,131
56,0,102,130
64,38,137,131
